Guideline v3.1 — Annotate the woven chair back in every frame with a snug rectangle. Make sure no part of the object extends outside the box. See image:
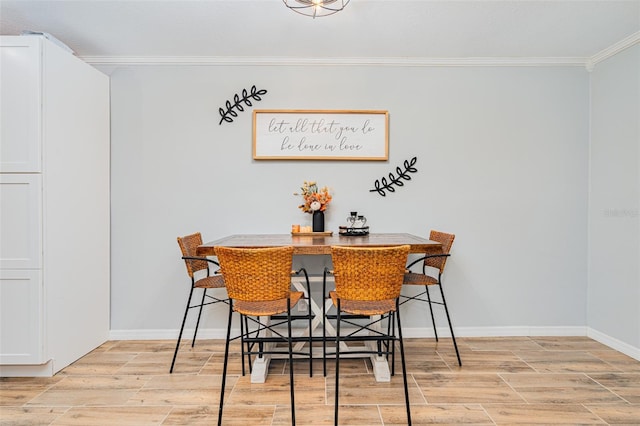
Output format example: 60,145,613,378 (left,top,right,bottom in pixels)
331,245,410,301
215,246,294,302
425,230,455,273
177,232,208,277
